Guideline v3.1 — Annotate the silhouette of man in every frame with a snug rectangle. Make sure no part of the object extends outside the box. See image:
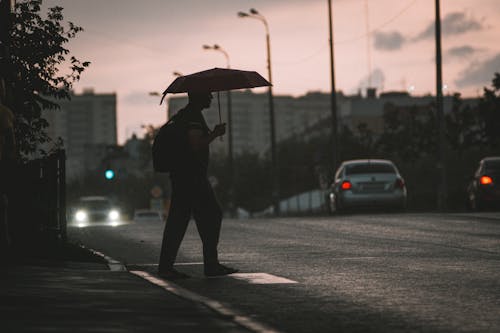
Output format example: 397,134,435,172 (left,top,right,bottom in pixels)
158,91,238,279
